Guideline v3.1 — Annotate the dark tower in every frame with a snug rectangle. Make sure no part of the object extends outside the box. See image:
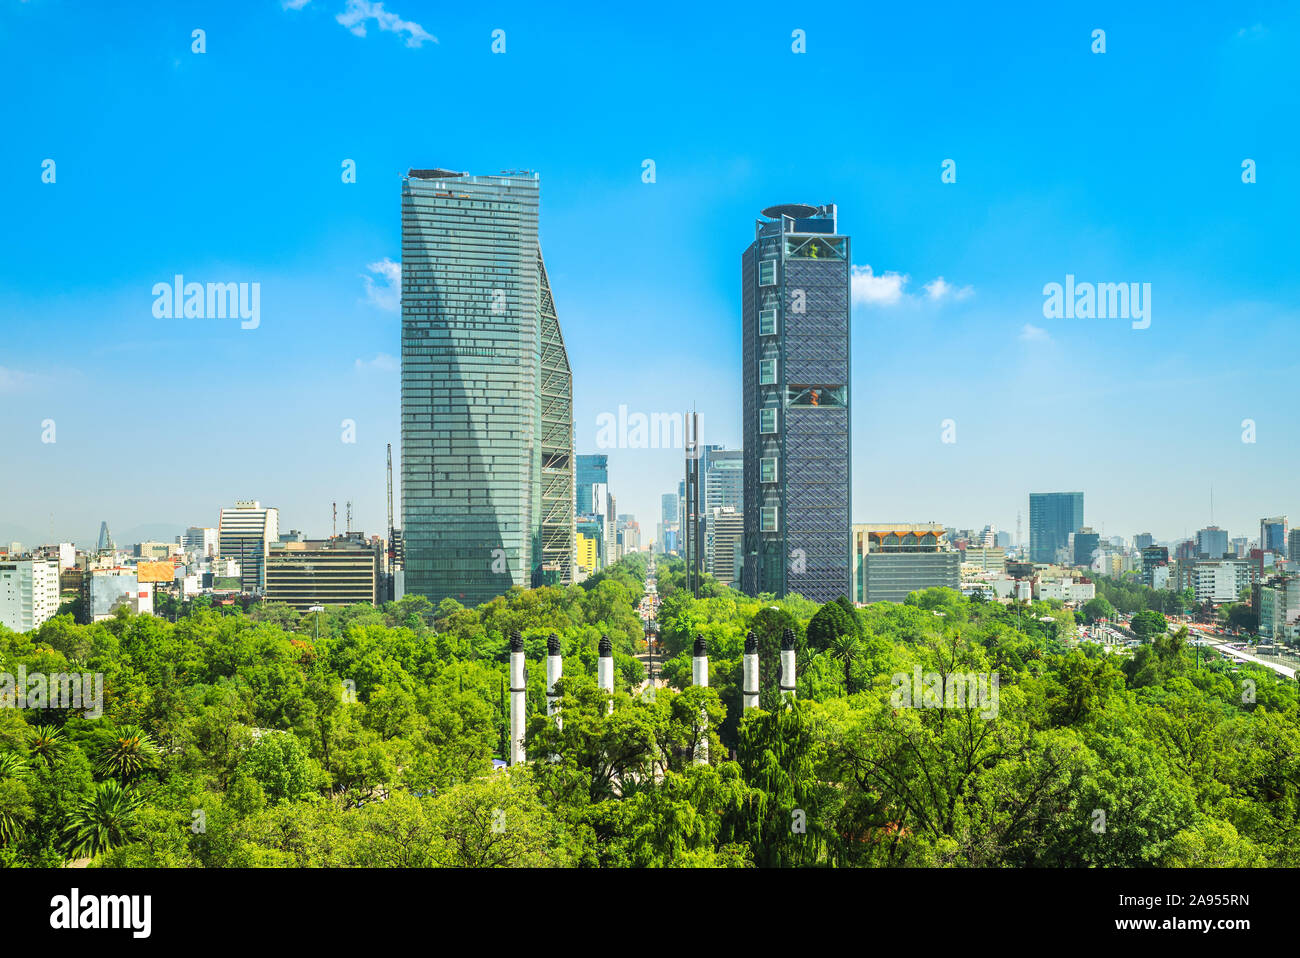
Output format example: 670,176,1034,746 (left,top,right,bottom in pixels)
742,204,851,601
